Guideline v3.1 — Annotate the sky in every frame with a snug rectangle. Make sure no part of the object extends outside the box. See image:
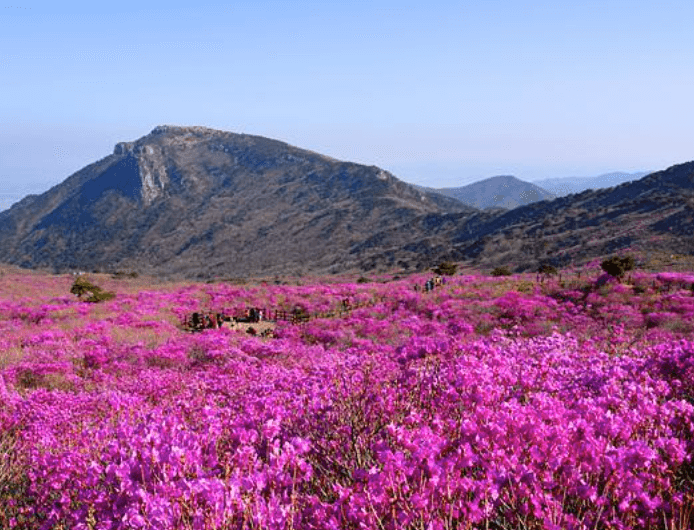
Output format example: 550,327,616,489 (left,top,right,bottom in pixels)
2,0,694,208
